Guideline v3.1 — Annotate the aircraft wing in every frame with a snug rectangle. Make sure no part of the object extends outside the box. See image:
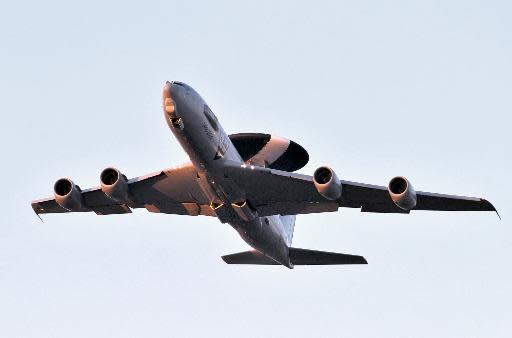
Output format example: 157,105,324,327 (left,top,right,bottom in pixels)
32,163,215,217
223,164,497,216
